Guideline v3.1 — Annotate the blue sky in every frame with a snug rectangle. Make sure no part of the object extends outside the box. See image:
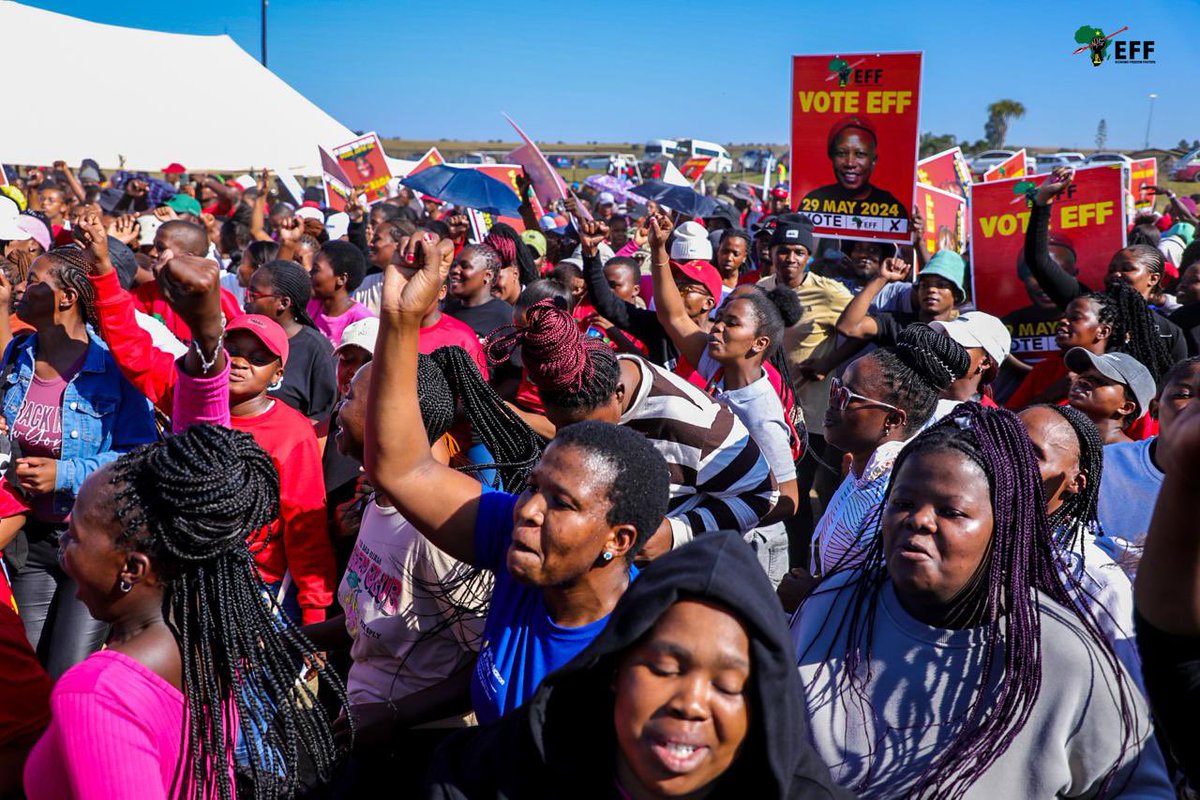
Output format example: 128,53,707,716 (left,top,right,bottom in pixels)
22,0,1200,151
